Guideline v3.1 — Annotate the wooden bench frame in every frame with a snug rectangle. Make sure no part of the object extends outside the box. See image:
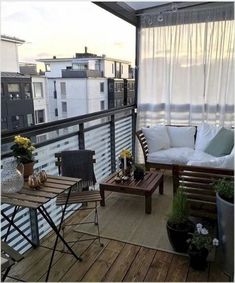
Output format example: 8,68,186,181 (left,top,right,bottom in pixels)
136,125,198,171
172,164,234,219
